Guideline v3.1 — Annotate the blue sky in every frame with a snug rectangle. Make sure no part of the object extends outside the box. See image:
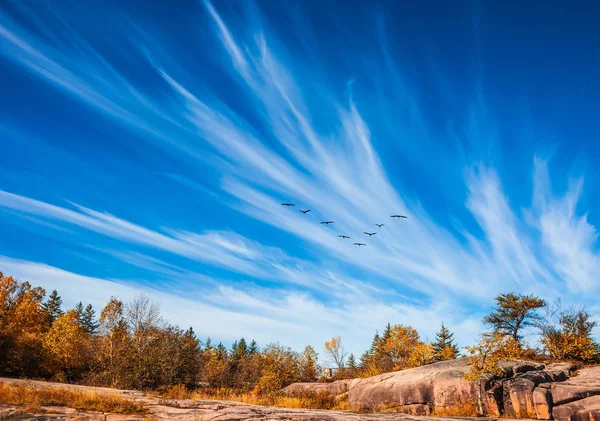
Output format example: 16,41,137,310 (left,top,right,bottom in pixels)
1,0,600,355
